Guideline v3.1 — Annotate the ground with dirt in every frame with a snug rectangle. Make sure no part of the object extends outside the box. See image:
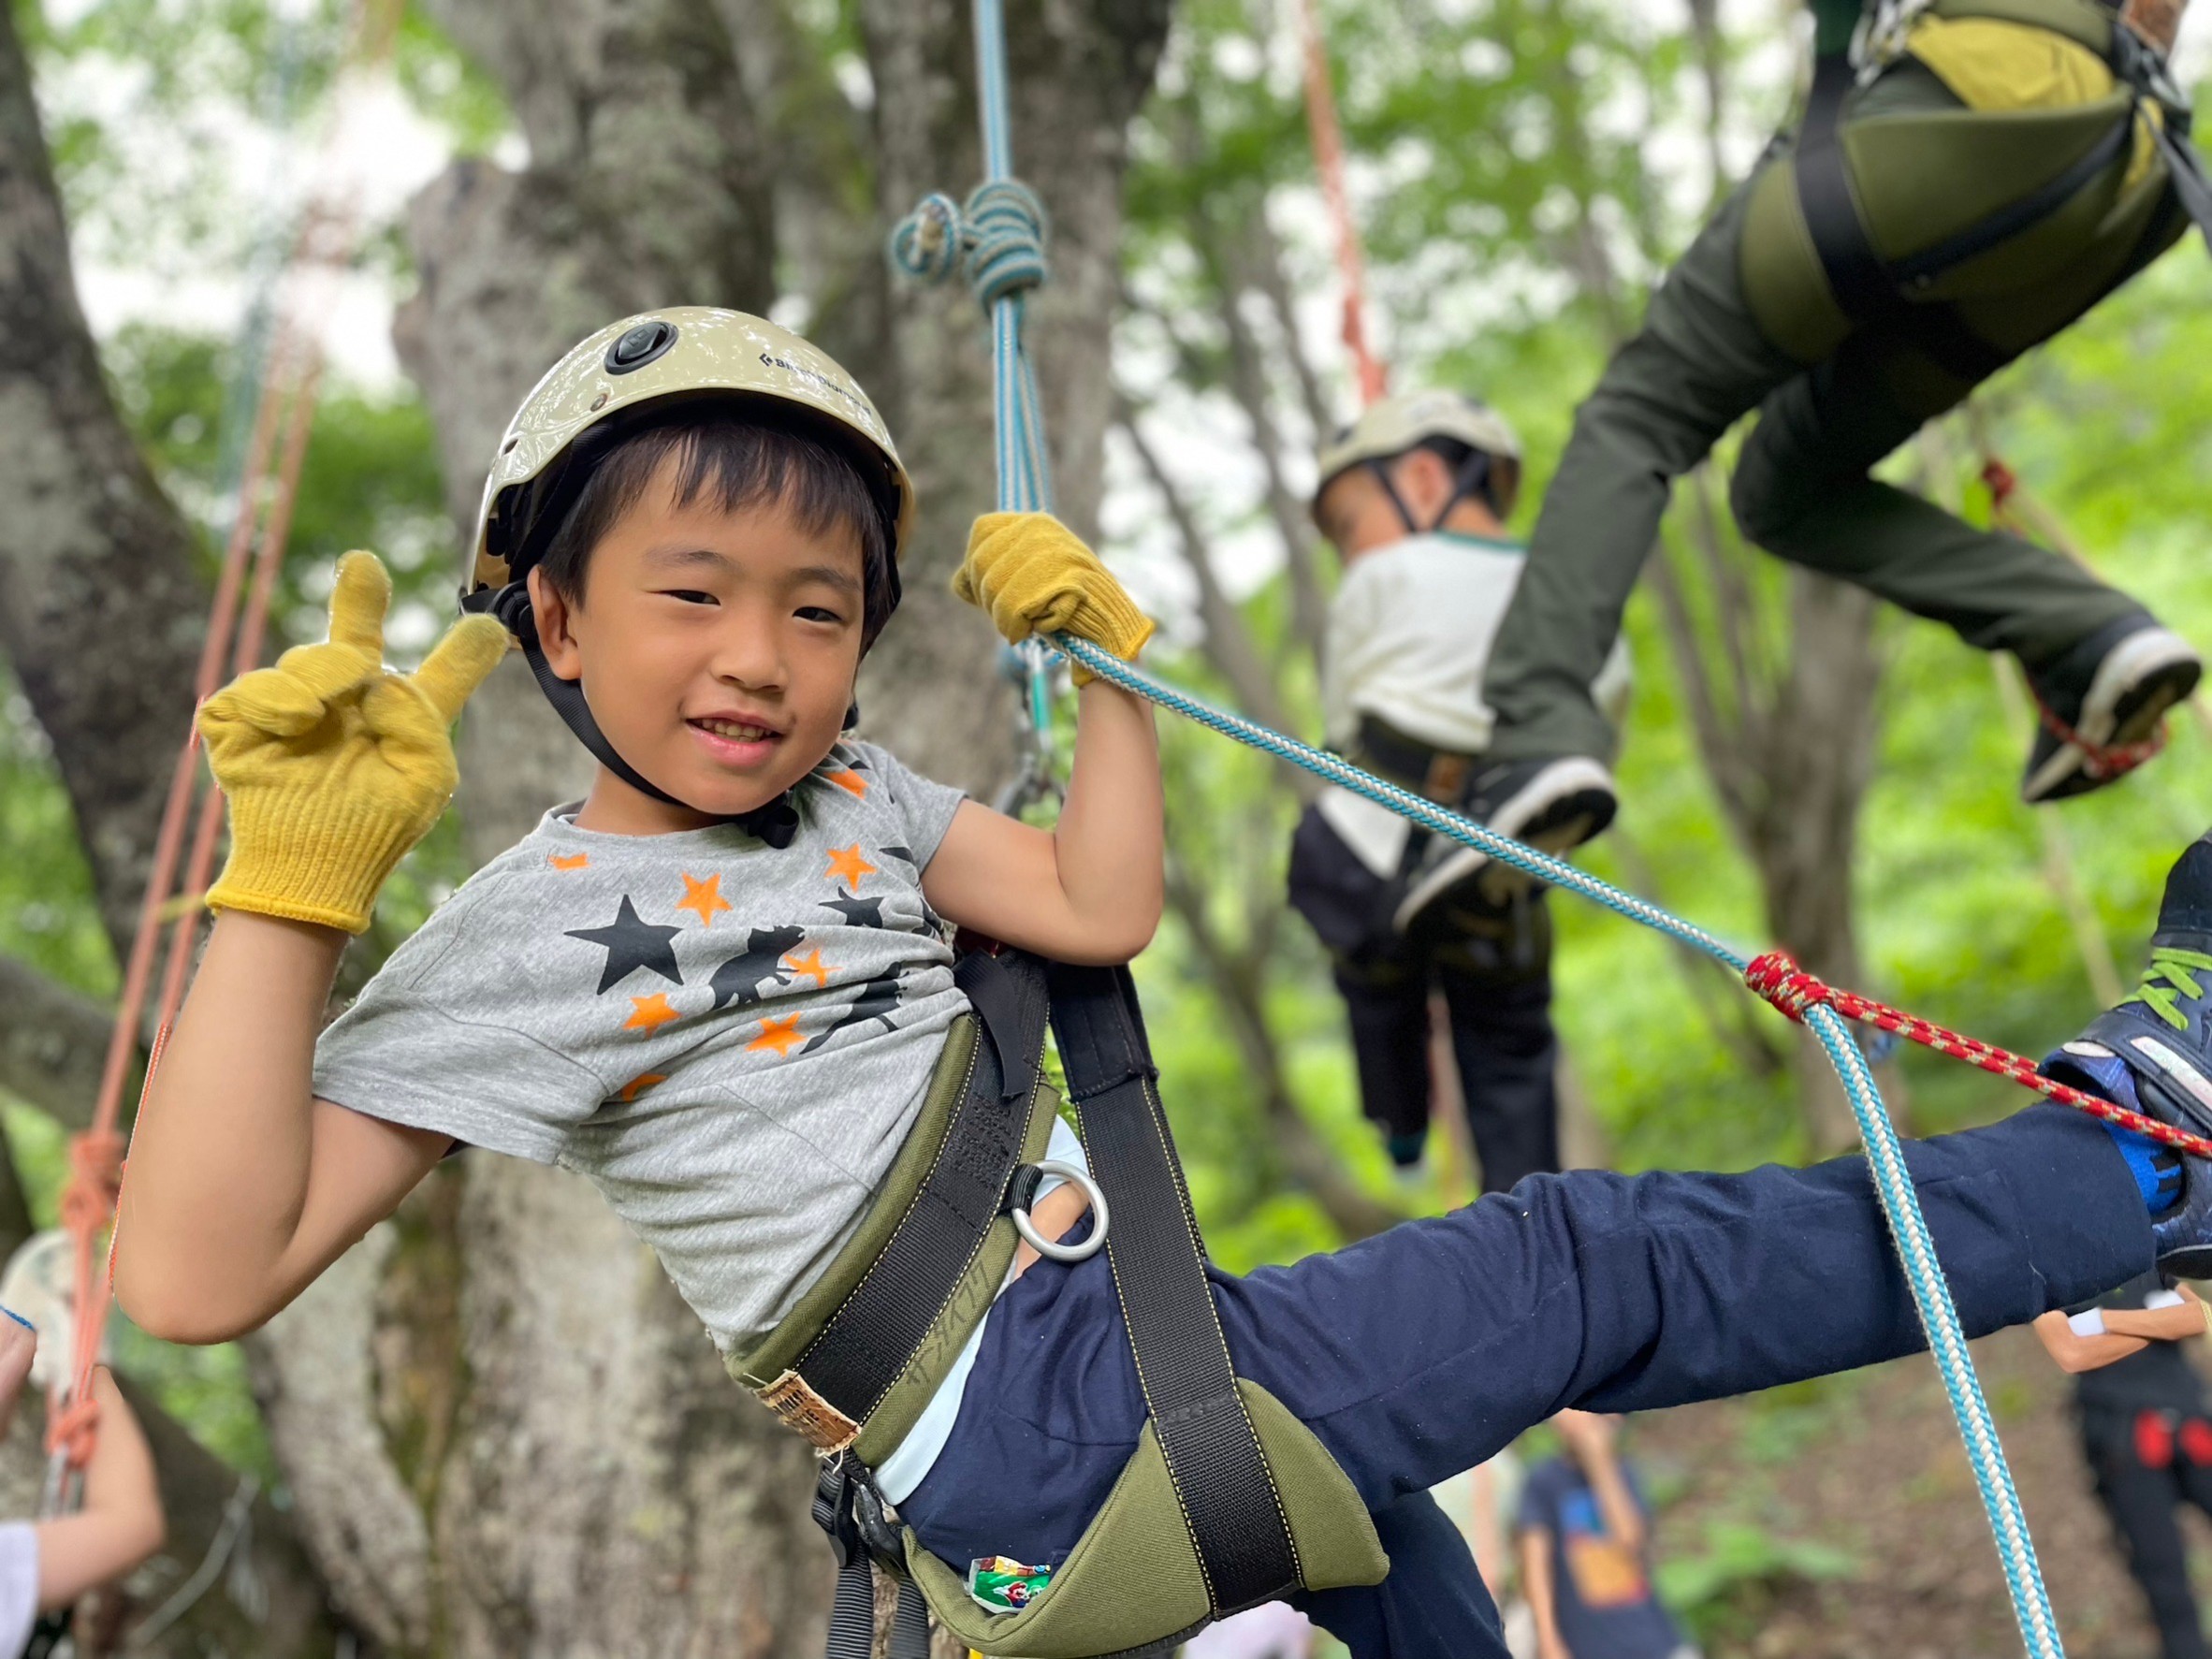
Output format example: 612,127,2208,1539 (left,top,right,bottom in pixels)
1634,1325,2211,1658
